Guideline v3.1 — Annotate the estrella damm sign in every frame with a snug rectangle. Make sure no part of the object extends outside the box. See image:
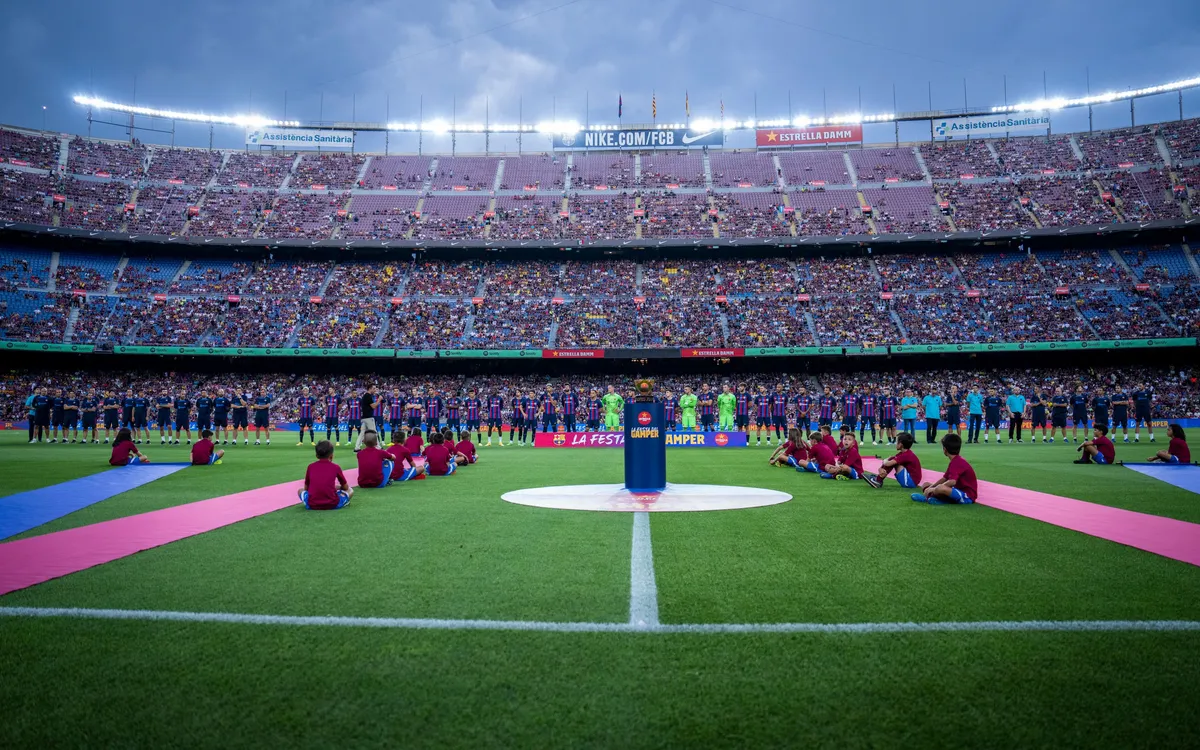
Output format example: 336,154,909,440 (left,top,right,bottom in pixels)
629,427,660,439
